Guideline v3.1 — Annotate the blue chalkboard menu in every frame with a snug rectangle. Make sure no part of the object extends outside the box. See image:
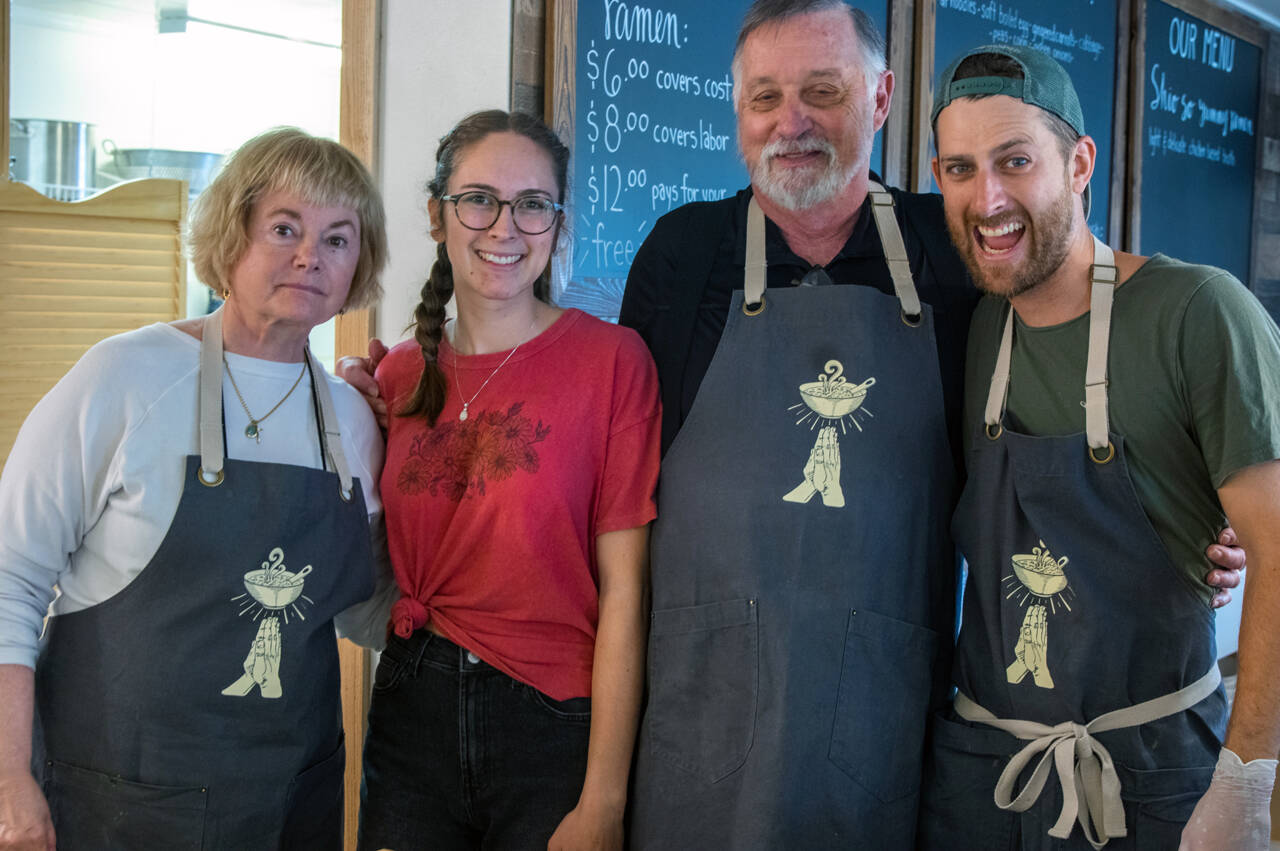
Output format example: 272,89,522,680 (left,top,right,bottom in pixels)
1140,0,1260,283
559,0,889,319
932,0,1118,240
